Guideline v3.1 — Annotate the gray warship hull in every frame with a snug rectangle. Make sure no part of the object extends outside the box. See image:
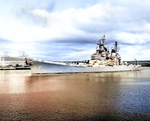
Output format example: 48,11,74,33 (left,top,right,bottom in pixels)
30,60,140,74
0,57,140,73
